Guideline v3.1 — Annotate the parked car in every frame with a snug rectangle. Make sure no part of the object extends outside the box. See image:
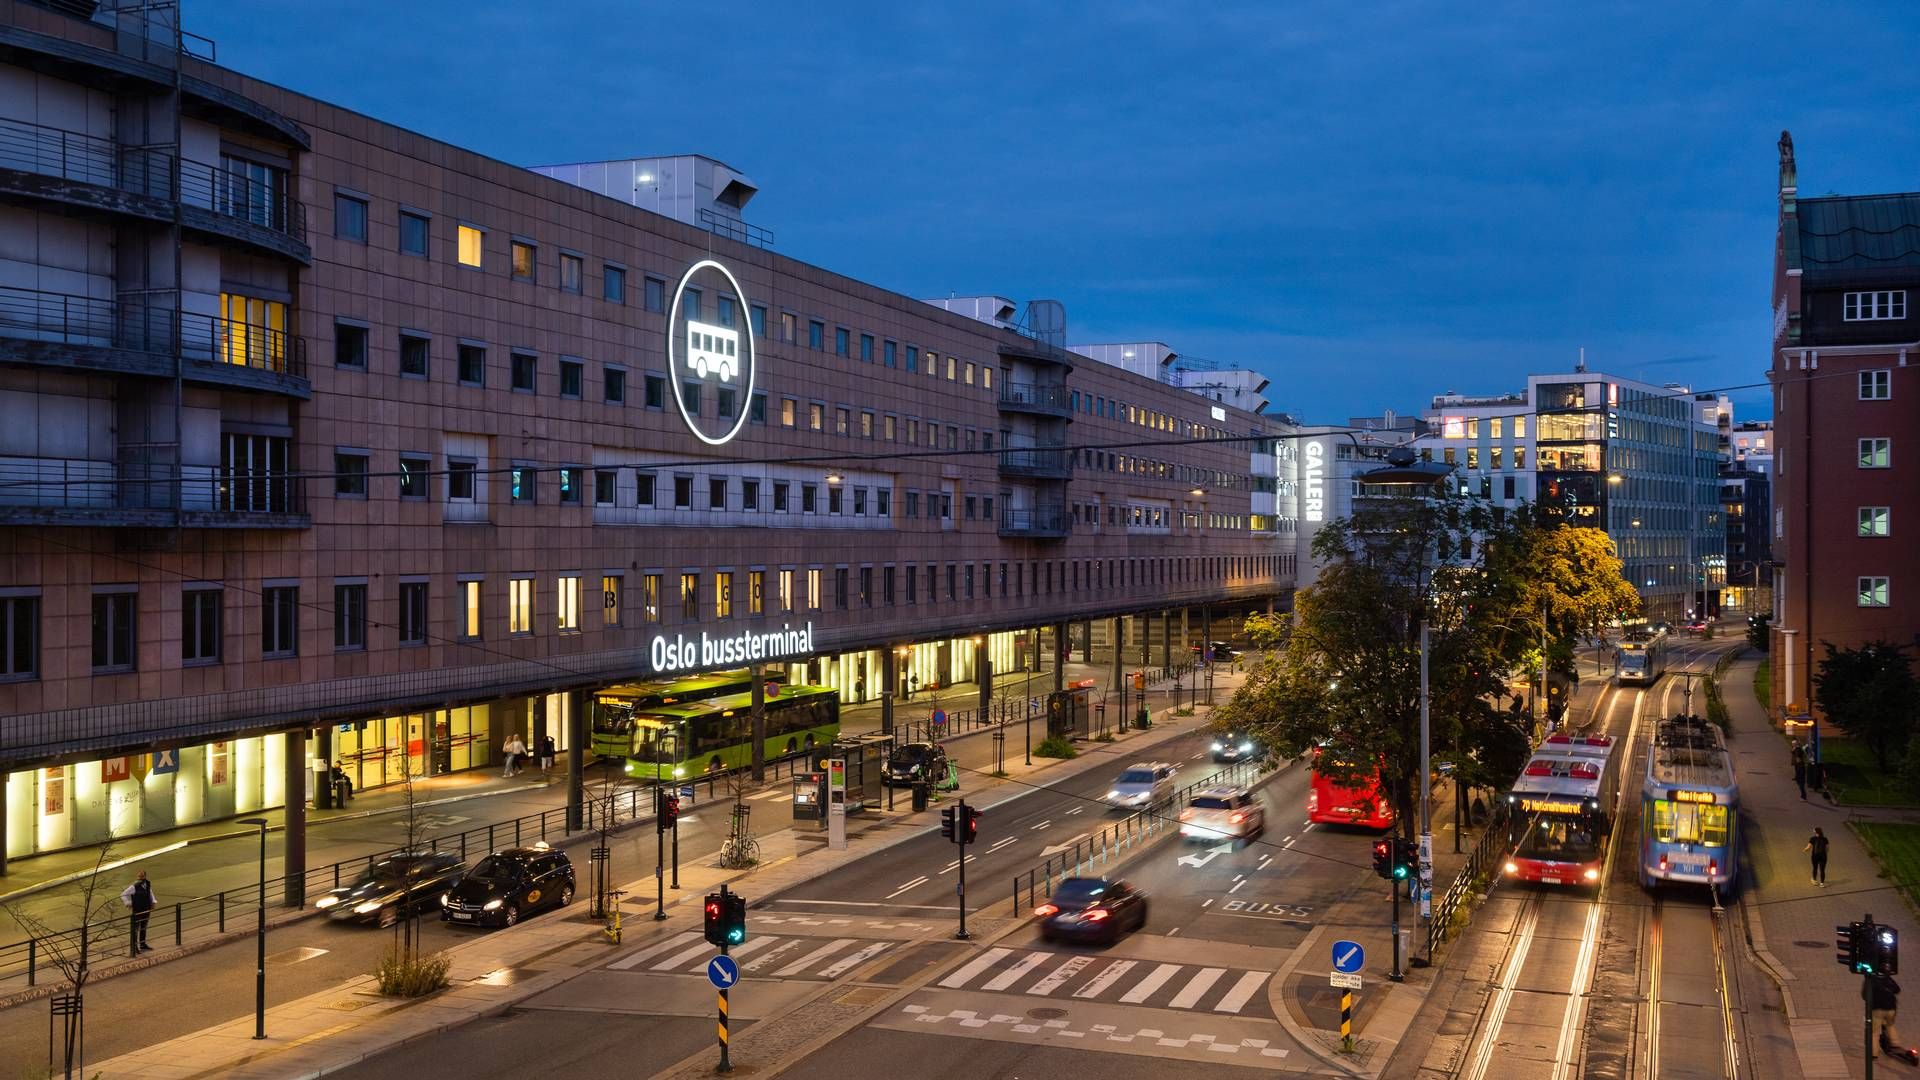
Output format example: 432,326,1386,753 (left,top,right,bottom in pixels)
1178,786,1265,841
1684,619,1710,633
1191,641,1238,662
1210,730,1261,763
885,741,950,787
441,845,574,928
1105,762,1177,810
1033,877,1149,945
316,851,466,926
